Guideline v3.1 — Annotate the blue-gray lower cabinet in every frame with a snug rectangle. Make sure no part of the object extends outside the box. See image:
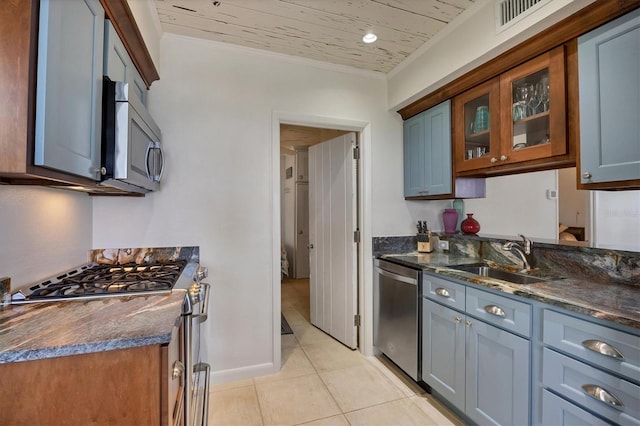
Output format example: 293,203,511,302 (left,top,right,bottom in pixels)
422,299,466,410
542,389,612,426
404,100,452,198
466,314,530,426
34,0,104,180
422,288,530,426
540,308,640,425
578,8,640,186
